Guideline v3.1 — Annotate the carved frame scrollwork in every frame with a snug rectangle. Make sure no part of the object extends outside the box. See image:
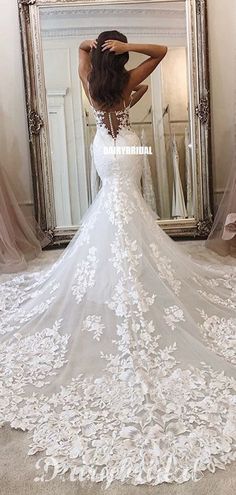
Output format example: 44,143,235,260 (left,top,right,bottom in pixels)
28,109,44,138
18,0,213,245
195,95,209,125
193,0,213,237
19,0,36,5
